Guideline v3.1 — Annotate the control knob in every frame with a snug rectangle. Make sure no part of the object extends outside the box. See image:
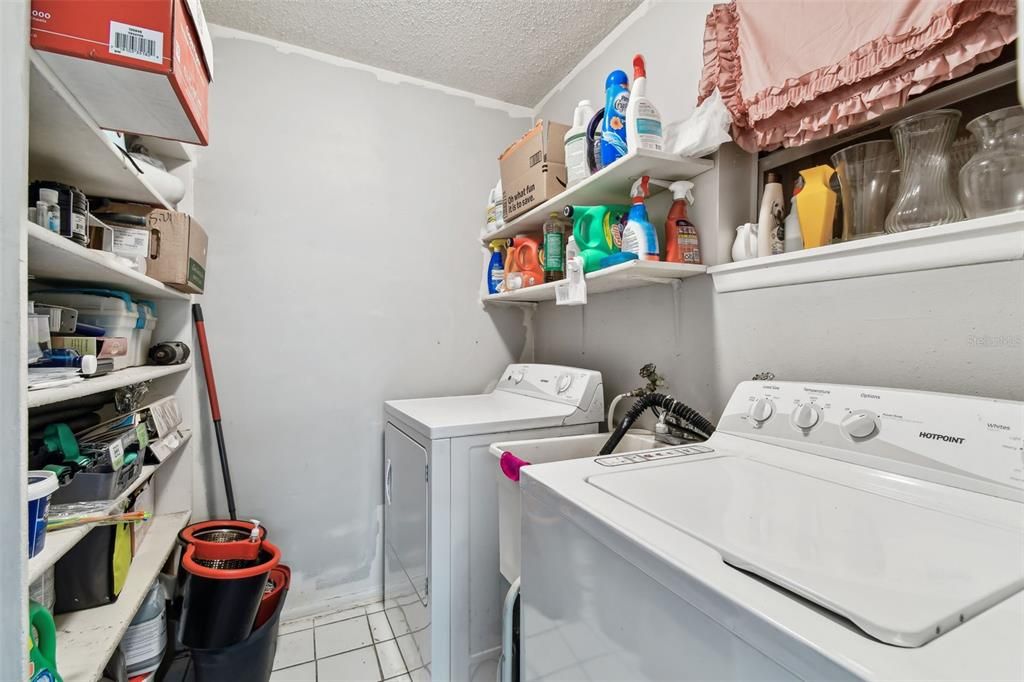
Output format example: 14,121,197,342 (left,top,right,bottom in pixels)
840,411,878,439
791,403,820,430
556,374,573,394
512,370,525,384
747,398,774,424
